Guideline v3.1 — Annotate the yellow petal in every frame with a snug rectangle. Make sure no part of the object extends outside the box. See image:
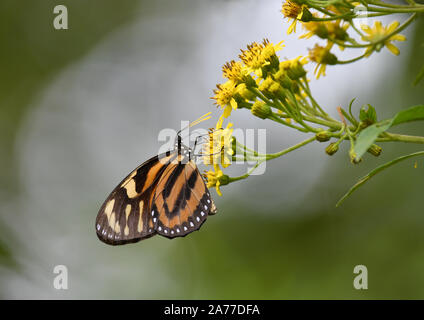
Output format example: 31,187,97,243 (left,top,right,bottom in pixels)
223,105,232,118
387,21,400,33
390,34,406,42
216,113,225,129
287,19,297,35
361,24,371,34
375,21,383,33
216,181,222,196
230,98,238,110
254,68,263,78
385,42,400,55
